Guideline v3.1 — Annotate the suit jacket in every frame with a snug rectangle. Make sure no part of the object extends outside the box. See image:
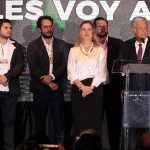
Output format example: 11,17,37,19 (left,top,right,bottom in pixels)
119,37,150,63
27,36,68,94
107,37,123,88
4,40,24,96
119,37,150,90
